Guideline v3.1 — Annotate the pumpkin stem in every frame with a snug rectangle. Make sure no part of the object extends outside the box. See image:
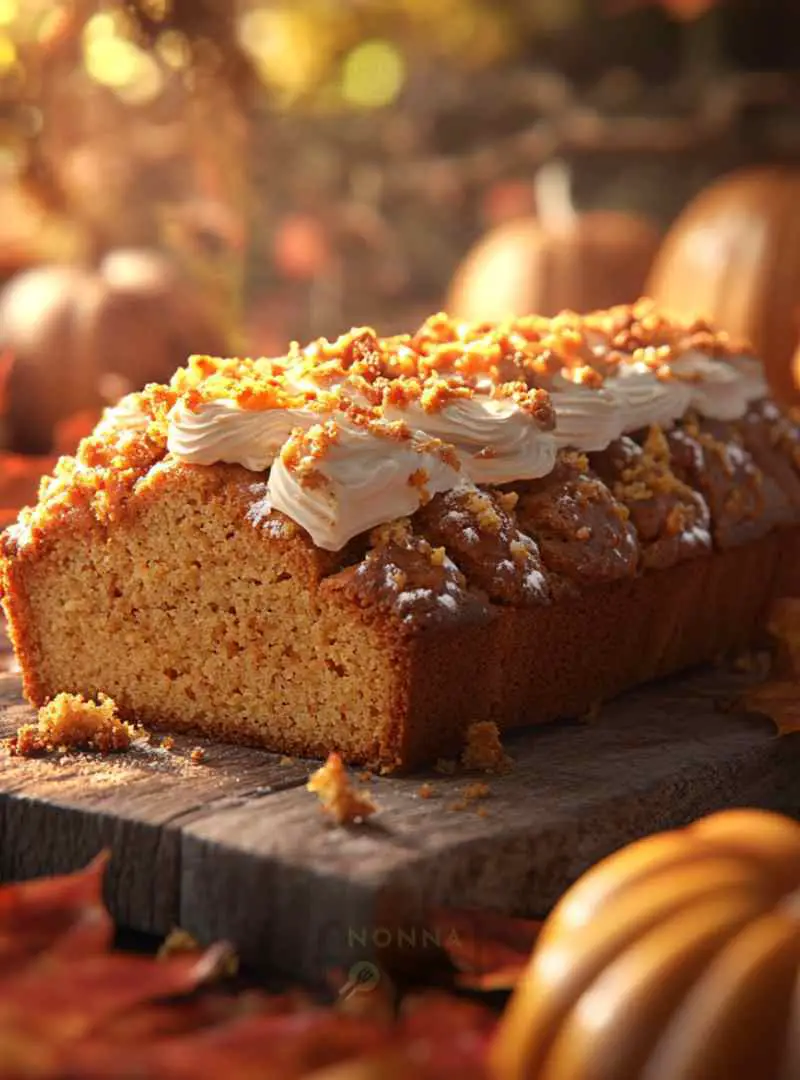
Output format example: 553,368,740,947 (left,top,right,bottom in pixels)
533,160,576,234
